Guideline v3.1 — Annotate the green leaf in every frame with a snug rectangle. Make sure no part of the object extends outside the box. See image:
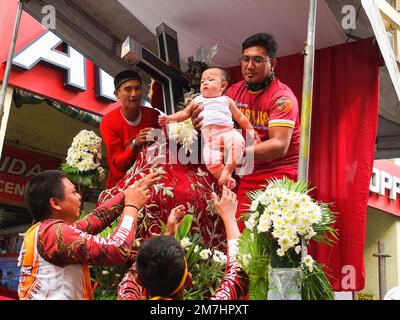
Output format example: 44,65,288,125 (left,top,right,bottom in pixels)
177,214,193,240
160,220,167,234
